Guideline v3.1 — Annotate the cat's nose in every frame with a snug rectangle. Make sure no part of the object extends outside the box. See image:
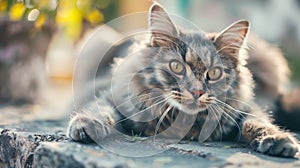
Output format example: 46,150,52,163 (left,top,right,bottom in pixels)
190,89,205,99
